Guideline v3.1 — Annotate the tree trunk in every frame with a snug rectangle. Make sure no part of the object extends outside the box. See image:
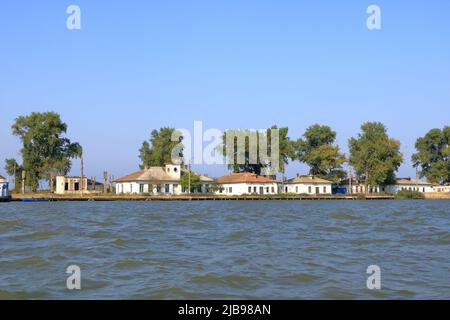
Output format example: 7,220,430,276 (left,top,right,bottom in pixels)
365,171,369,195
49,173,54,193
